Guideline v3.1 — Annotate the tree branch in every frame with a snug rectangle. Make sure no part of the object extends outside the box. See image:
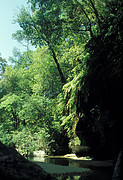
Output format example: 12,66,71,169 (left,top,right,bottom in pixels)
89,0,102,32
76,0,94,38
